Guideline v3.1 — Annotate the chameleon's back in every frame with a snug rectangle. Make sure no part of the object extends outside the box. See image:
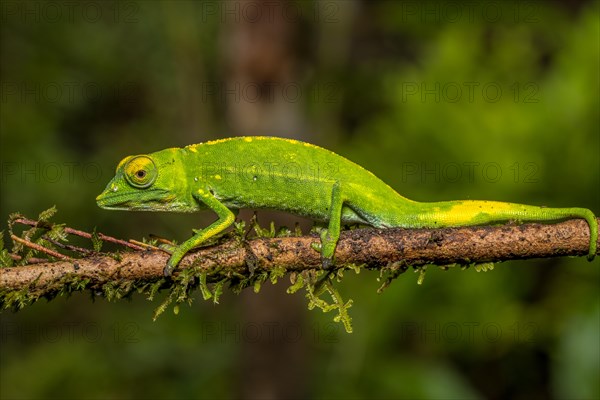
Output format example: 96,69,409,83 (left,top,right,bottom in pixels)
180,136,415,225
